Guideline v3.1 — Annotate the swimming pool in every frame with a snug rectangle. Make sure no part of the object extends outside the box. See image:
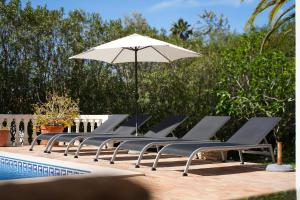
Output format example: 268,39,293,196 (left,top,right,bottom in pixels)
0,155,89,180
0,151,144,181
